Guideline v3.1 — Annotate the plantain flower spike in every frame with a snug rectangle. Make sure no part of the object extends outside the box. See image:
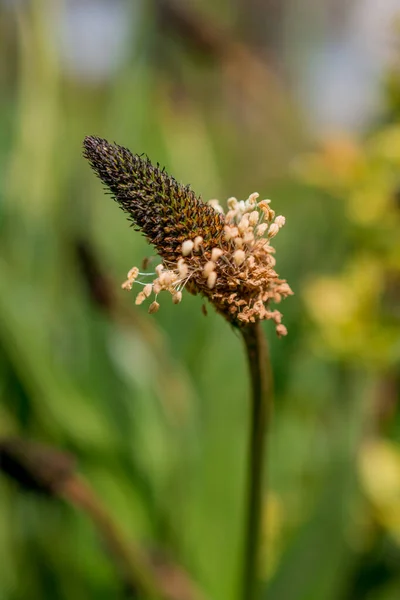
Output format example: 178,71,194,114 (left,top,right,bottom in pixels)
83,136,293,334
